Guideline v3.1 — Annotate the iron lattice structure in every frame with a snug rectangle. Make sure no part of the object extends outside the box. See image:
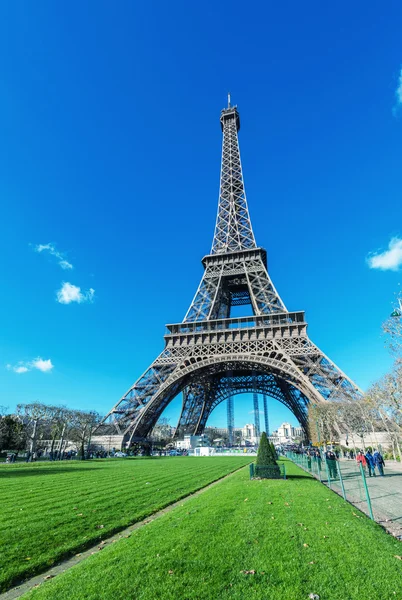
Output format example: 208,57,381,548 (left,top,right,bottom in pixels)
98,100,362,445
